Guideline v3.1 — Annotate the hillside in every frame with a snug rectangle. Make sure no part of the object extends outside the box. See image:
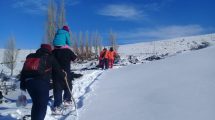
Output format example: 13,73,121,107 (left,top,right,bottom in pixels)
79,45,215,120
0,33,215,119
